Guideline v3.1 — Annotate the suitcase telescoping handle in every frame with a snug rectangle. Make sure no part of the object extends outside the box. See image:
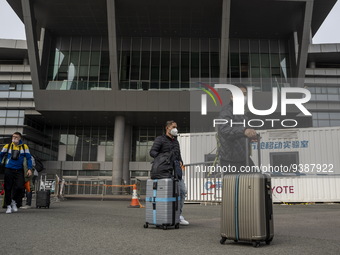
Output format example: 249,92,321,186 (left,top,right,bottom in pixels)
245,134,262,173
246,137,249,167
40,173,47,191
173,163,179,211
257,134,262,172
